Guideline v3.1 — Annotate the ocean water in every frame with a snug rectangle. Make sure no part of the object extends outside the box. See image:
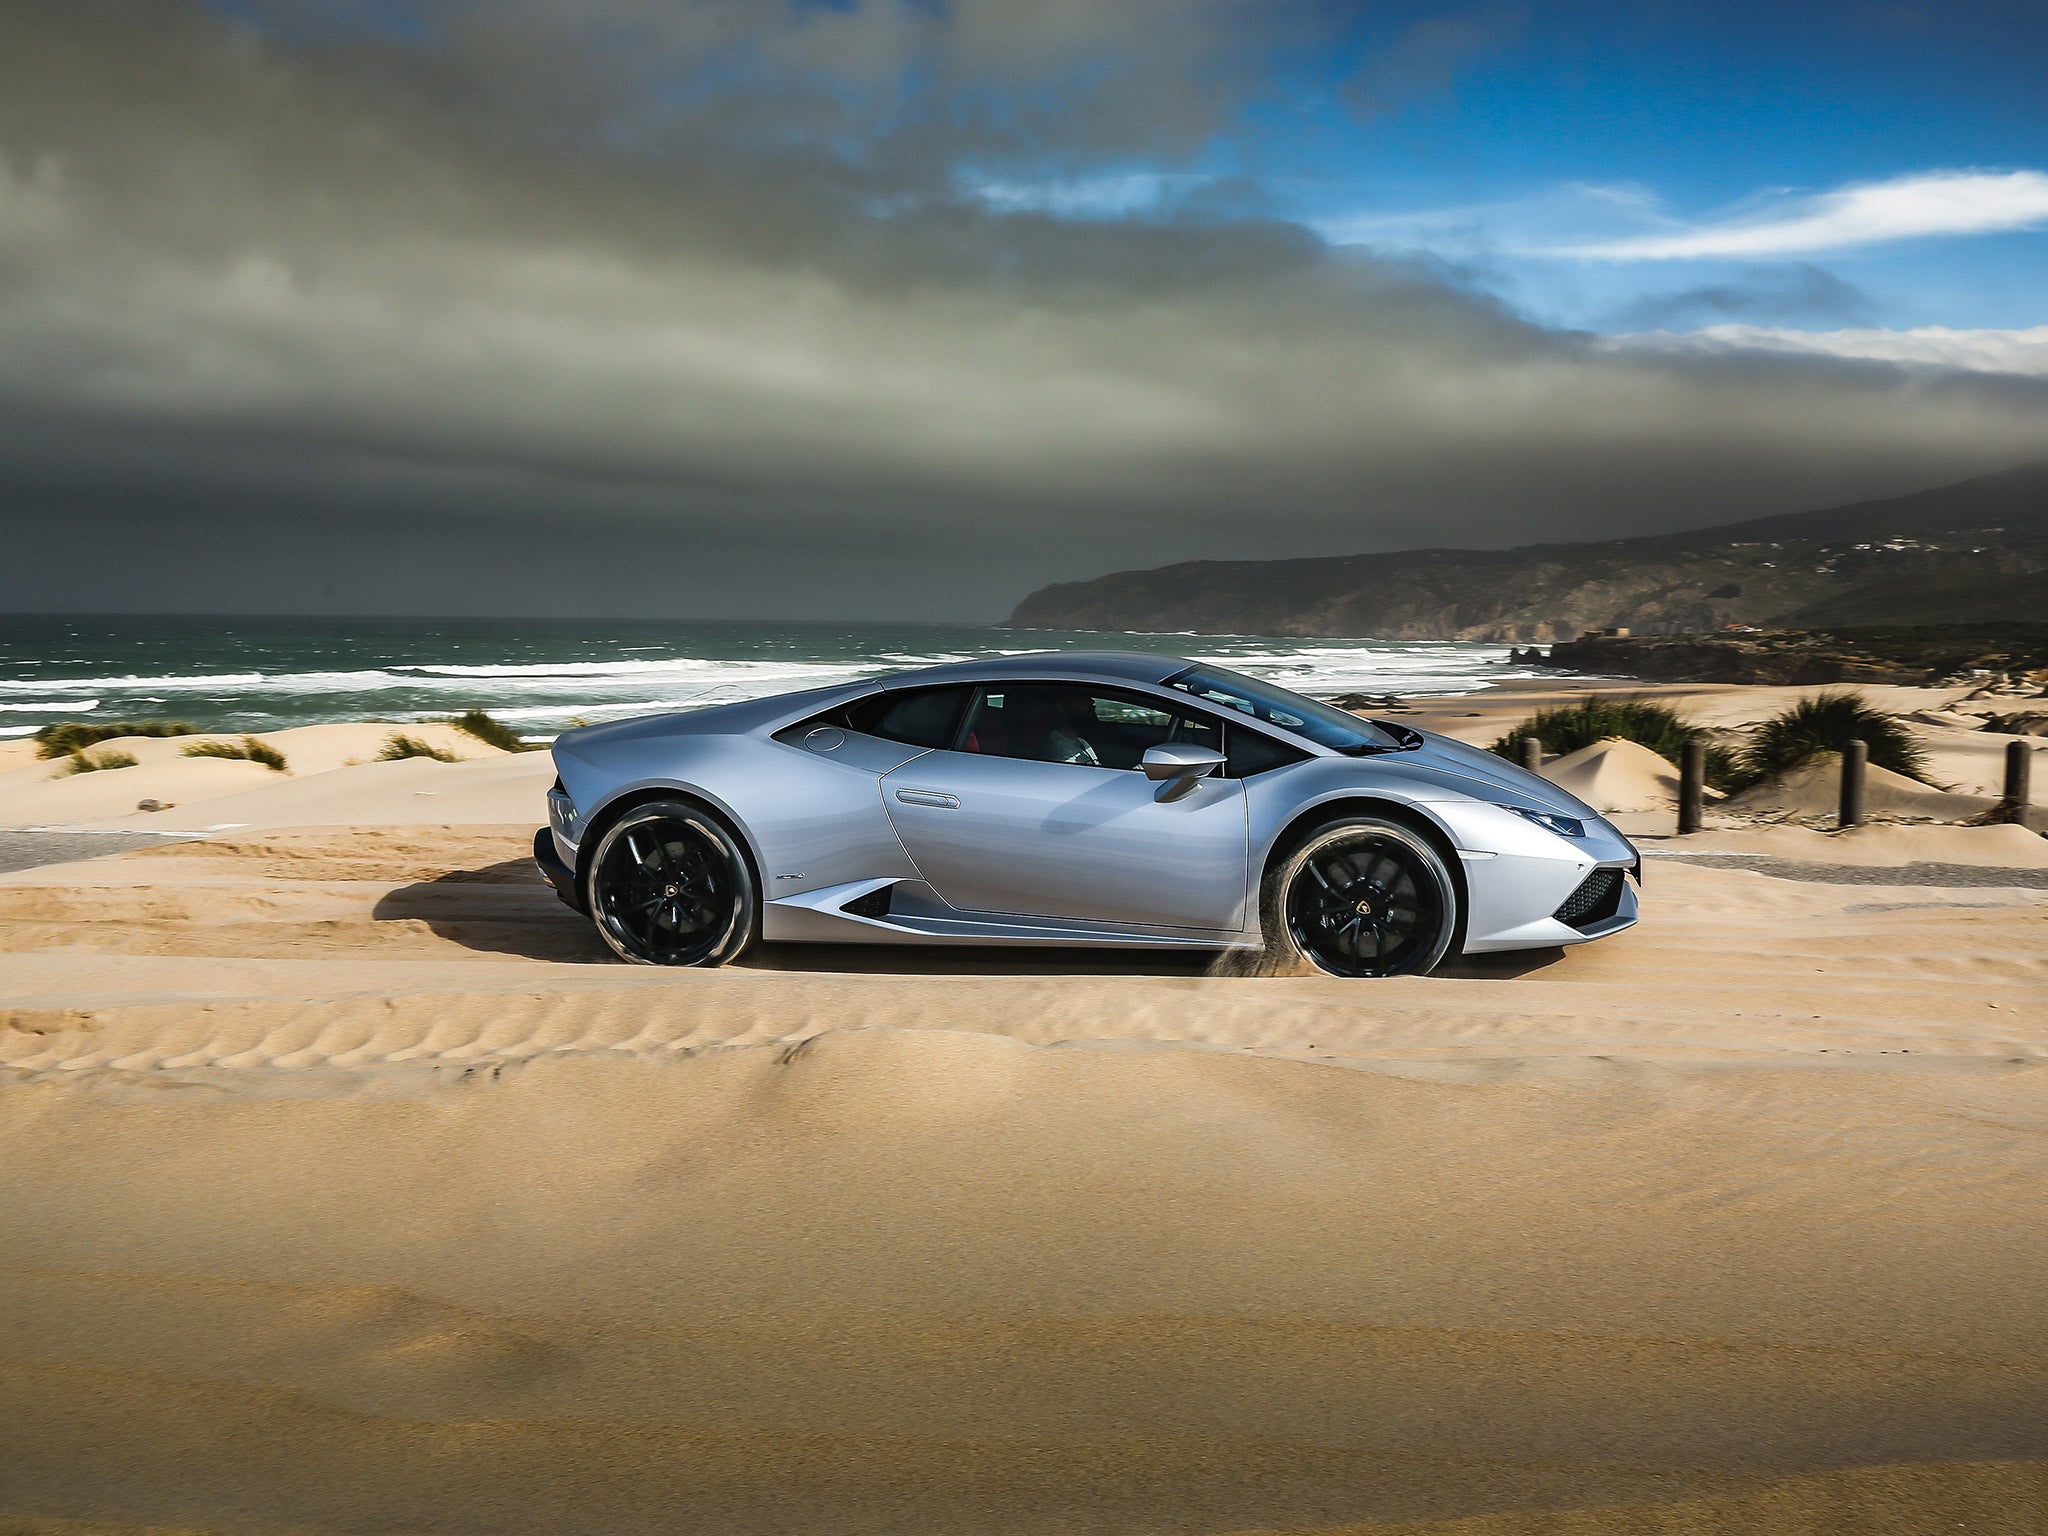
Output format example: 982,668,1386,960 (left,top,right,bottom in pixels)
0,616,1545,741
